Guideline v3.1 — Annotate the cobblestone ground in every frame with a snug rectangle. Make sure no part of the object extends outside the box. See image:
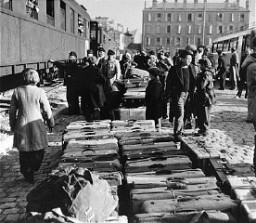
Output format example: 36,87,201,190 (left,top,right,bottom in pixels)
0,88,255,222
